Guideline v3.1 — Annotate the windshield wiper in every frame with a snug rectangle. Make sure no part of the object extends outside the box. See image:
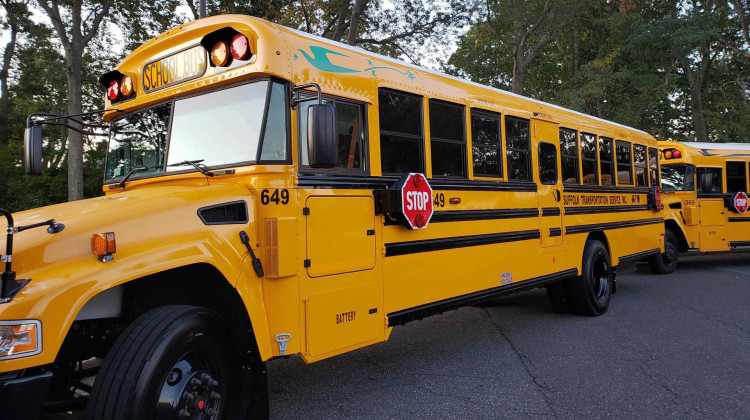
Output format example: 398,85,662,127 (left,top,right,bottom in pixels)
108,165,159,189
168,159,214,177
